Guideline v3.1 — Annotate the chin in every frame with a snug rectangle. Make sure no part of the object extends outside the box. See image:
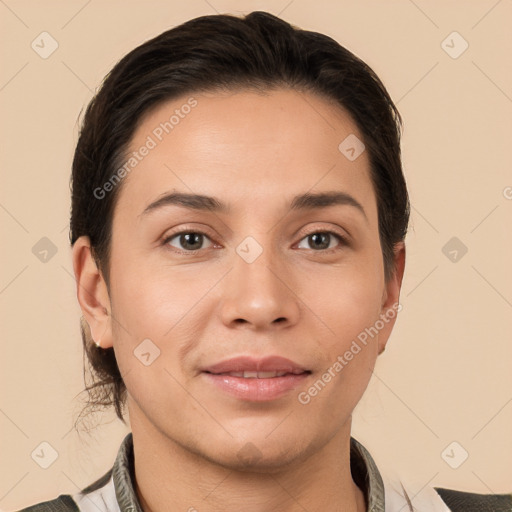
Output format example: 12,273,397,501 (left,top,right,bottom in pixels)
196,433,319,474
